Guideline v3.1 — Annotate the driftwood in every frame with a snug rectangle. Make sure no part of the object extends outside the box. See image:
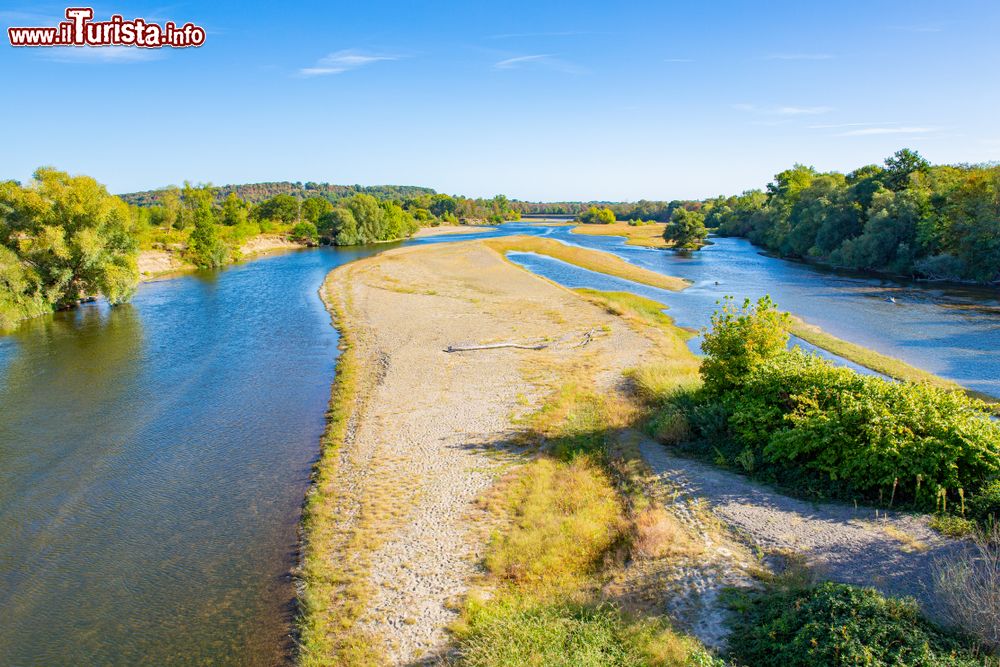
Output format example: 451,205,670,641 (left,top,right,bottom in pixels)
445,328,597,353
445,342,548,353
